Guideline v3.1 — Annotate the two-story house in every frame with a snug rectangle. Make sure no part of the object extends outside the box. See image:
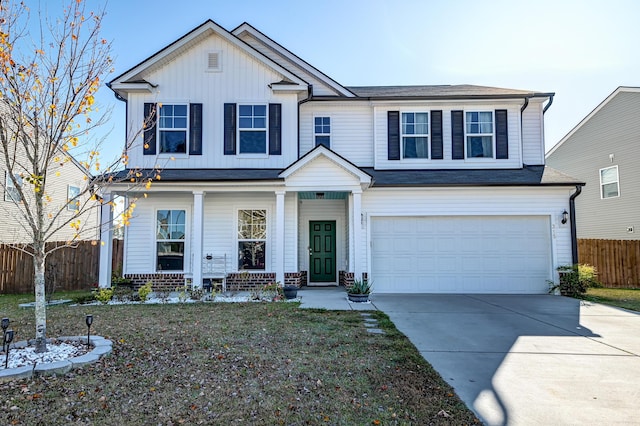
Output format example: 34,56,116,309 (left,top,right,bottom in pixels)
98,20,582,294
